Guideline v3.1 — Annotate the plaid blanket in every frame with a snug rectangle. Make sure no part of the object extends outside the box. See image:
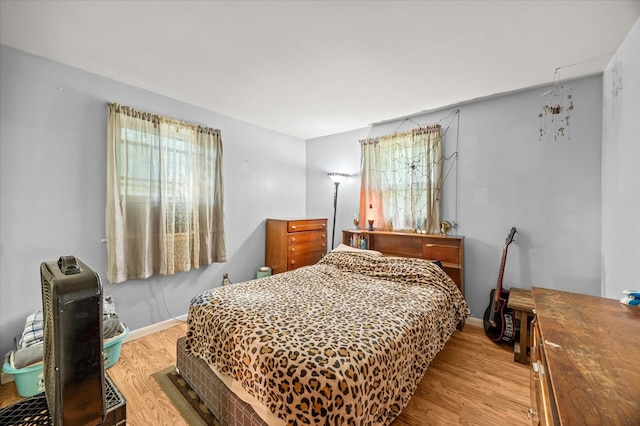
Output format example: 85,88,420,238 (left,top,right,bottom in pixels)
18,311,43,349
